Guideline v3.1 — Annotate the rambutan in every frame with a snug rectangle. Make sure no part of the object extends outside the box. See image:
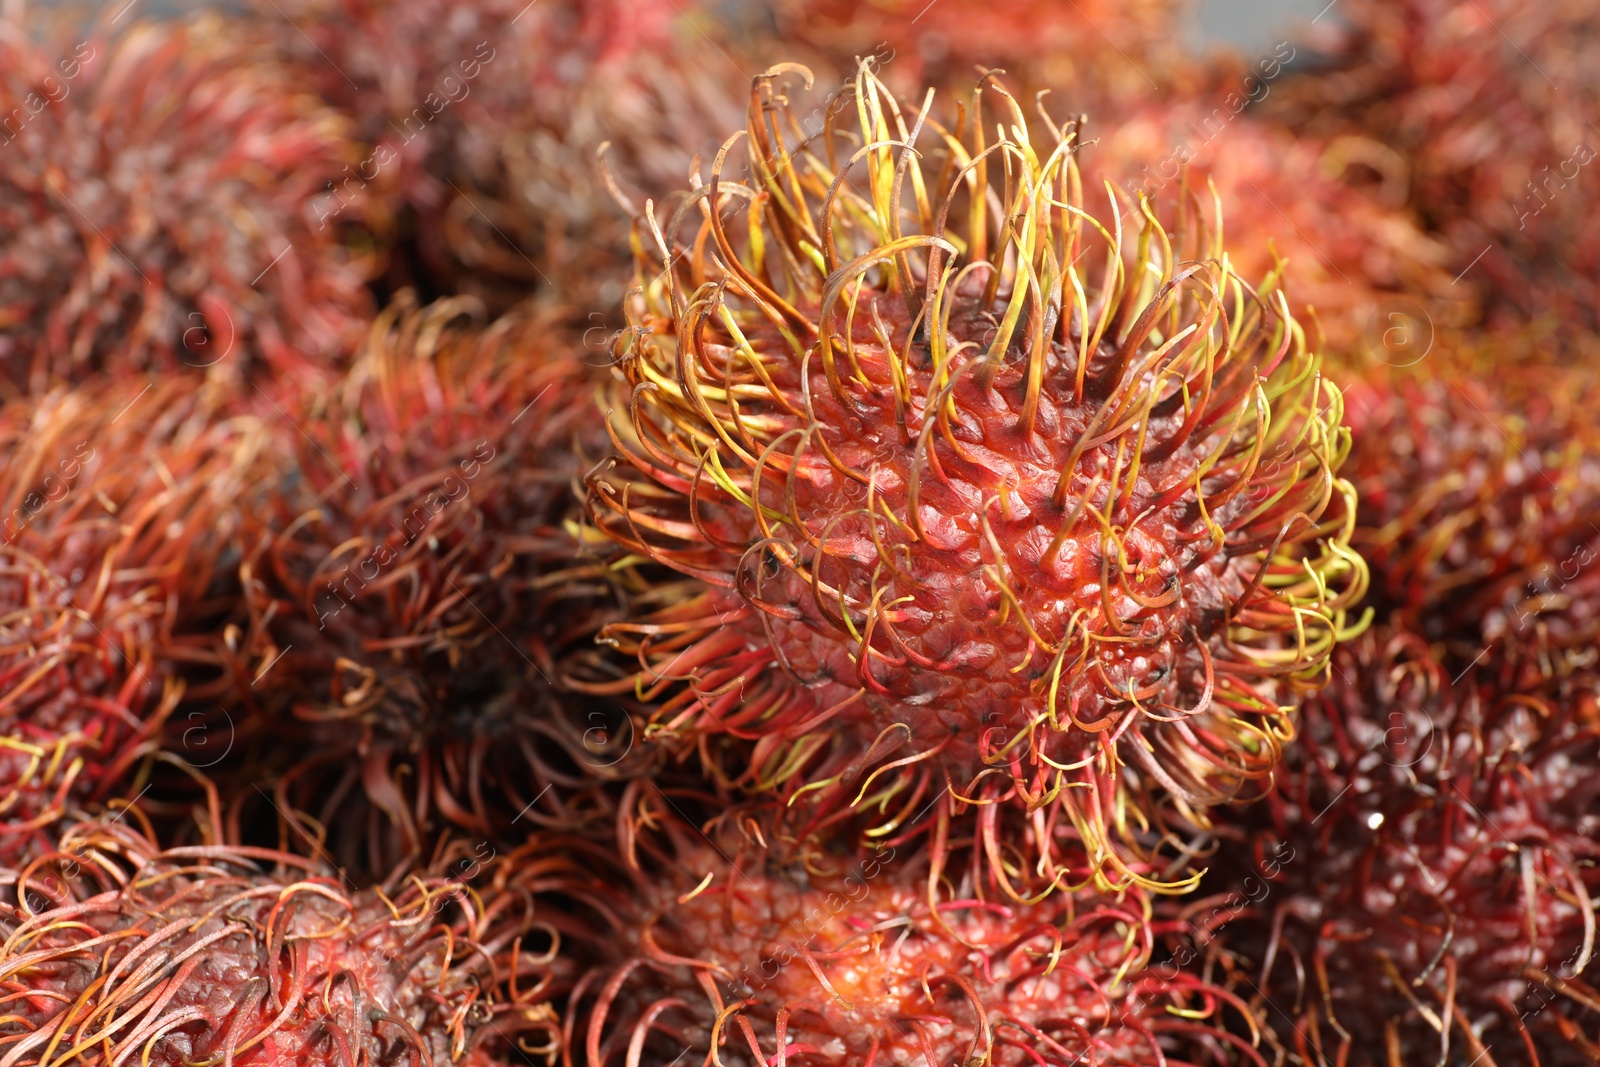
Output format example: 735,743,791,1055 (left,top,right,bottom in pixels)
0,14,375,394
0,815,565,1067
255,0,745,316
1340,355,1600,678
563,780,1265,1067
231,295,647,875
1082,106,1469,355
1261,0,1600,342
1187,626,1600,1063
0,377,269,865
582,64,1367,894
